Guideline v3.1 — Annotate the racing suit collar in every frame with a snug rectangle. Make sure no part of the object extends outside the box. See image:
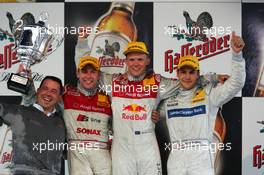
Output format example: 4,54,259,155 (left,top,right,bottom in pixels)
127,72,146,81
77,81,98,96
179,86,198,97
